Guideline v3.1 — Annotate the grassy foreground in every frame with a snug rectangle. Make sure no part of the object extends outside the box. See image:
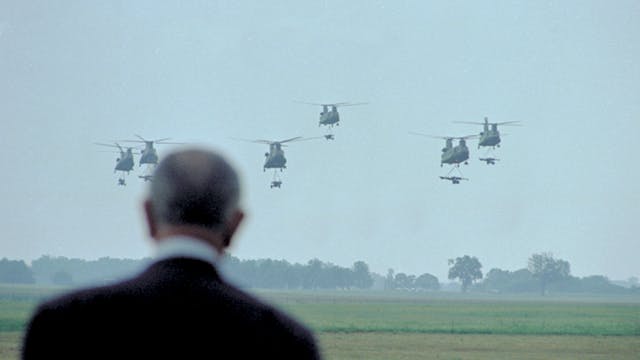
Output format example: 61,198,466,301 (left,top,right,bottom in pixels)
318,333,640,359
1,286,639,359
